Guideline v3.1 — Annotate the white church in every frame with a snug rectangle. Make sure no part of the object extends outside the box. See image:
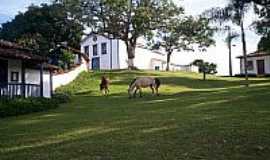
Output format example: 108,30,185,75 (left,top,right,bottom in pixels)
81,33,198,72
